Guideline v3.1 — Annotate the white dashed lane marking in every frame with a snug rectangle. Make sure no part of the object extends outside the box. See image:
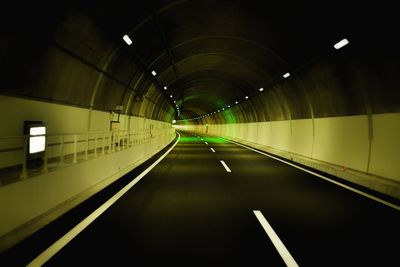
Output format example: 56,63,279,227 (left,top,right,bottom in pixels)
253,210,299,267
220,160,231,172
